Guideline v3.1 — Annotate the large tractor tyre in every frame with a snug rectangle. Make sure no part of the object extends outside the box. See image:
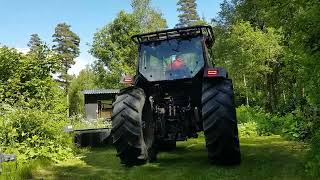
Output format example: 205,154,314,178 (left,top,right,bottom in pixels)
155,139,176,151
111,87,156,166
202,79,241,165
